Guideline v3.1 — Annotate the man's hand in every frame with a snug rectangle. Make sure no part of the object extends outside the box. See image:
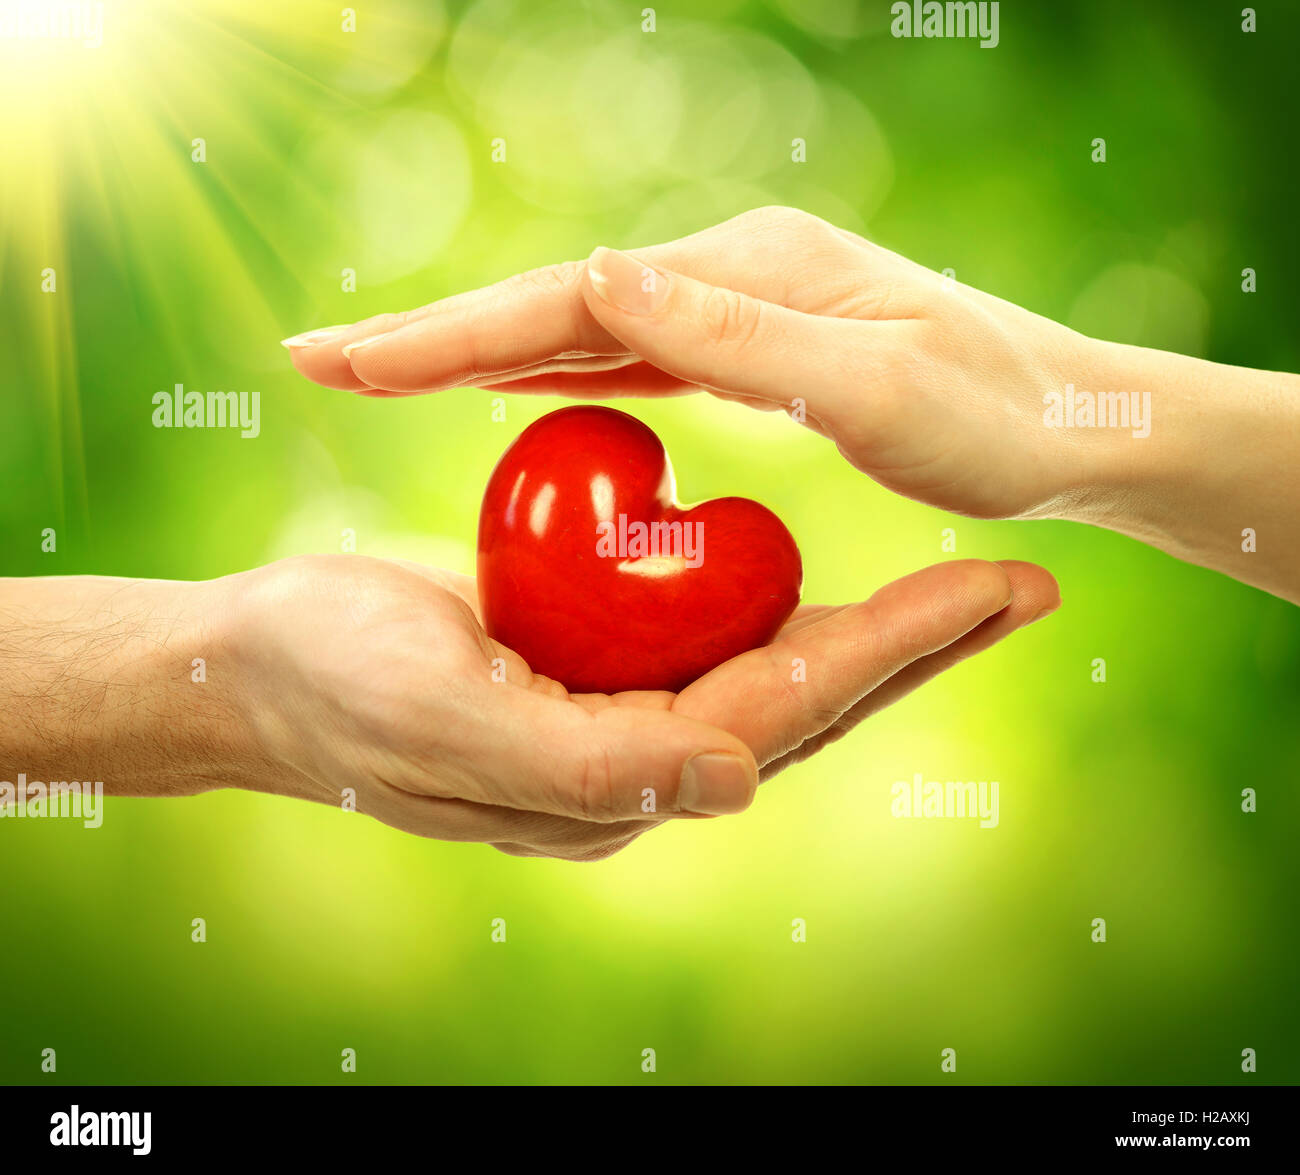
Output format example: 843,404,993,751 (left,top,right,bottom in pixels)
1,553,1058,860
